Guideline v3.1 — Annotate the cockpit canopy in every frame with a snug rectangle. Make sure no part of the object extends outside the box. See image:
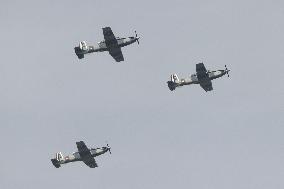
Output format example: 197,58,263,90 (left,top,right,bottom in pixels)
116,37,126,40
